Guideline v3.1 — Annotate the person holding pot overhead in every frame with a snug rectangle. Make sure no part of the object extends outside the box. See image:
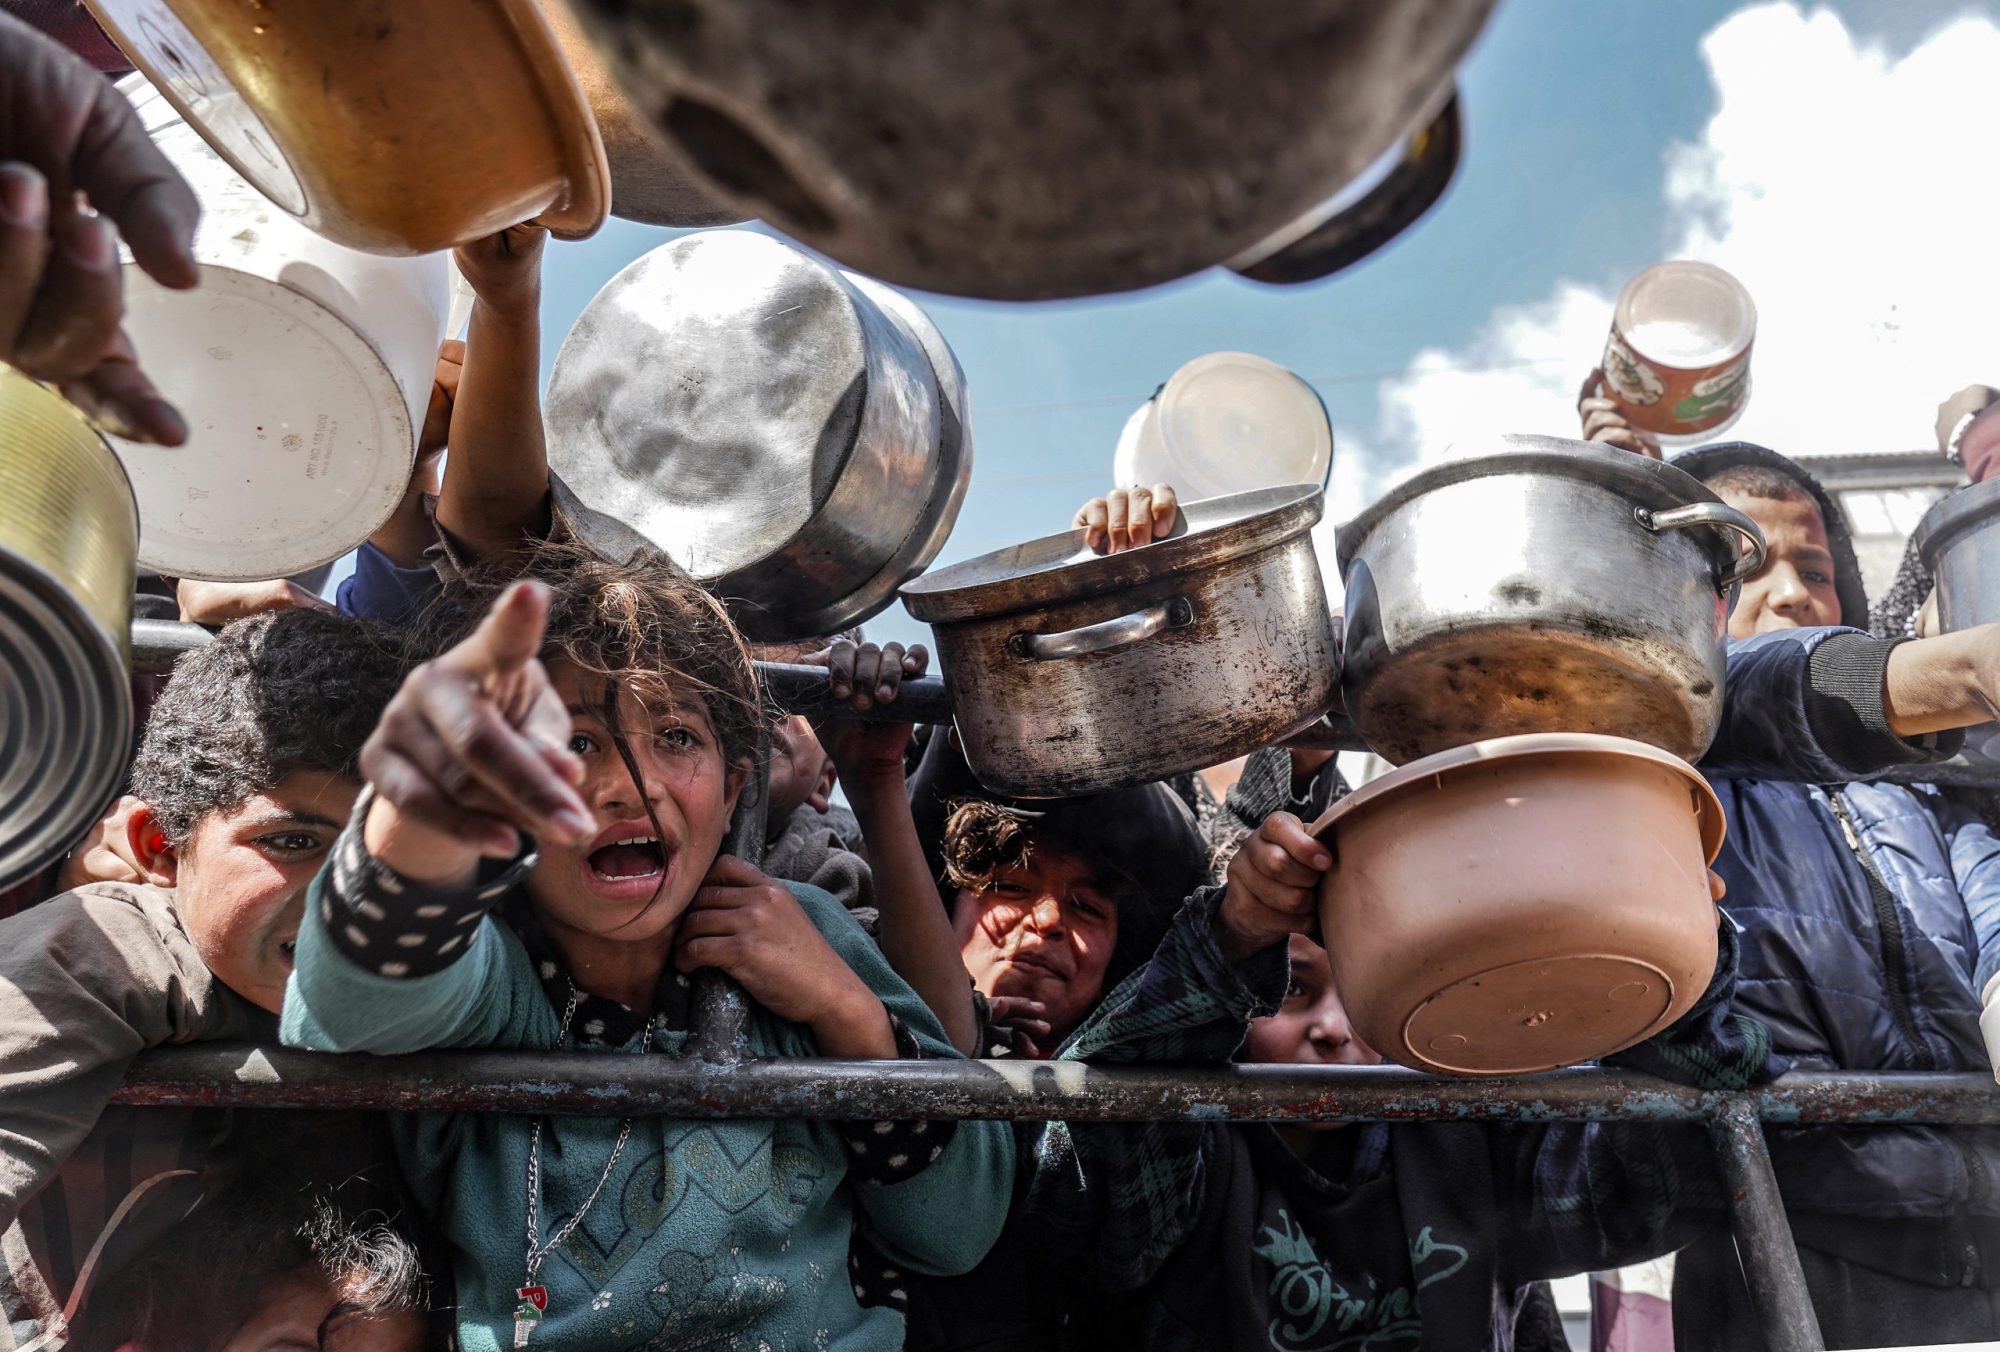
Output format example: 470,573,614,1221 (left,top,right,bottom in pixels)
1581,390,2000,1347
